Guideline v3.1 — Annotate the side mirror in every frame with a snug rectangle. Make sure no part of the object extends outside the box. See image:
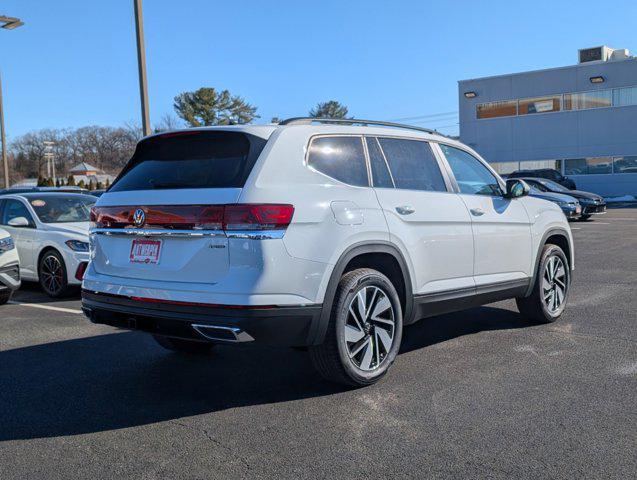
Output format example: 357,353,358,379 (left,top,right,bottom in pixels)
7,216,31,228
504,179,529,199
